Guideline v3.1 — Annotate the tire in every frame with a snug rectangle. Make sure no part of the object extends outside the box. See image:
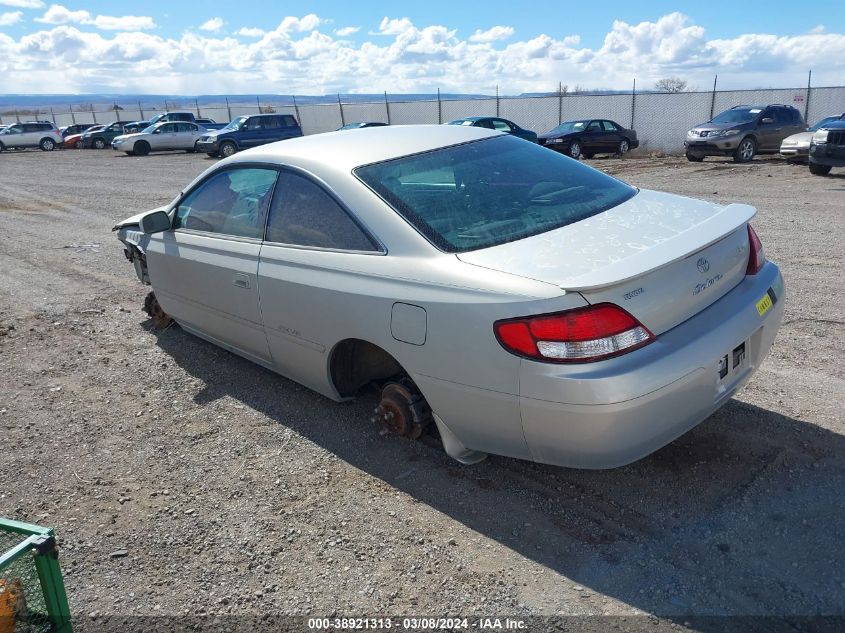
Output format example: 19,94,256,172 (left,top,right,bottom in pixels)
809,162,832,176
733,137,756,163
686,152,704,162
133,141,150,156
568,140,582,159
219,141,237,158
0,142,4,153
617,139,630,156
75,140,84,149
92,137,106,150
39,137,56,151
206,152,219,158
